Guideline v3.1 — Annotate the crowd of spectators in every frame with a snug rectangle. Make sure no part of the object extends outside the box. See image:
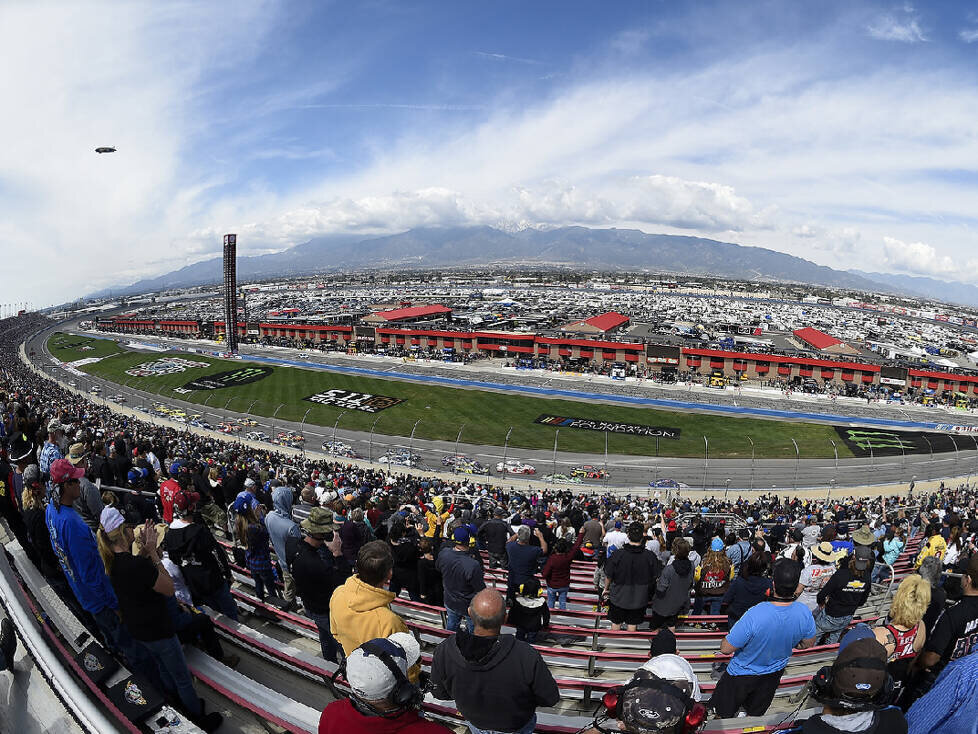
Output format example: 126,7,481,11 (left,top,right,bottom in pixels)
2,313,978,733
